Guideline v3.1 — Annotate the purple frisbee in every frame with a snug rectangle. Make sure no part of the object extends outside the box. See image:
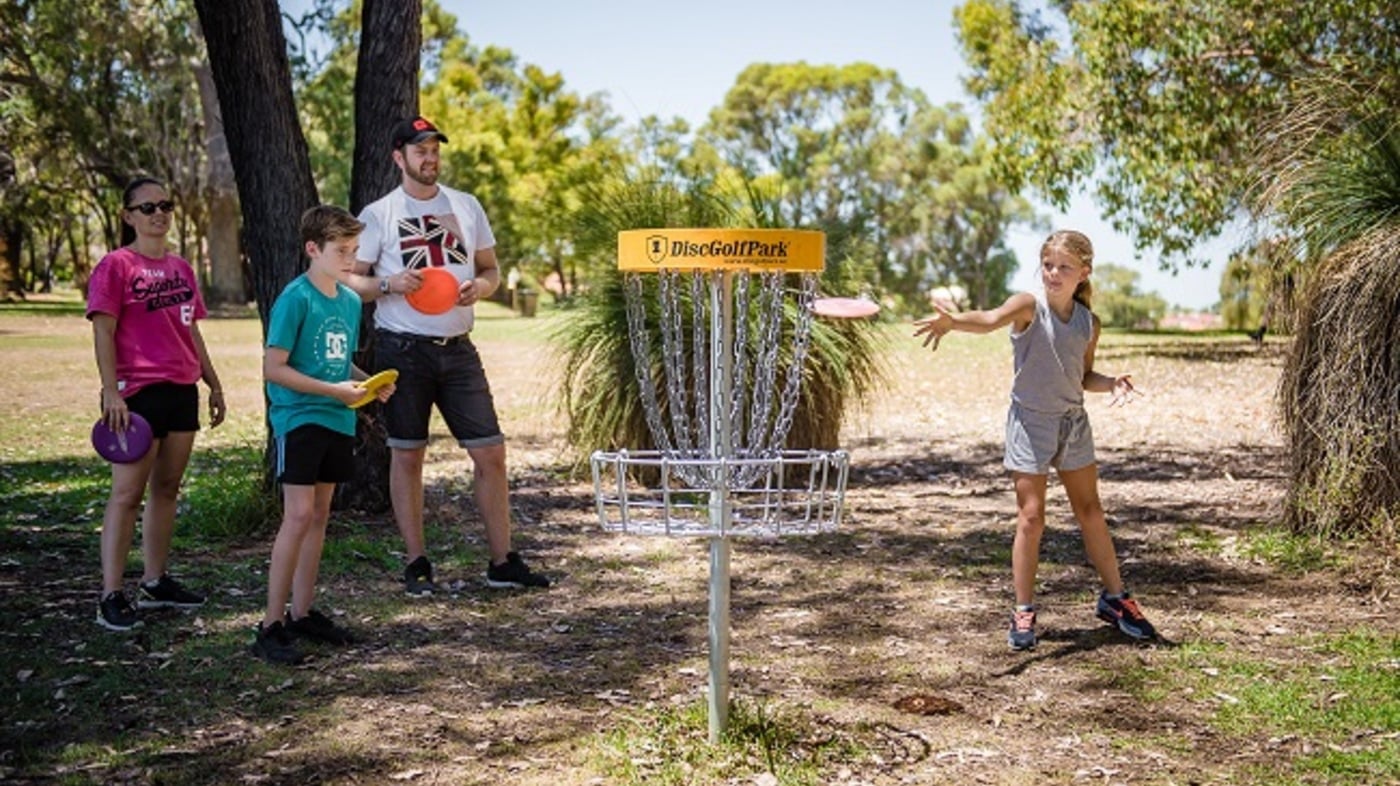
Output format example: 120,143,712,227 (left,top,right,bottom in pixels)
91,413,154,464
